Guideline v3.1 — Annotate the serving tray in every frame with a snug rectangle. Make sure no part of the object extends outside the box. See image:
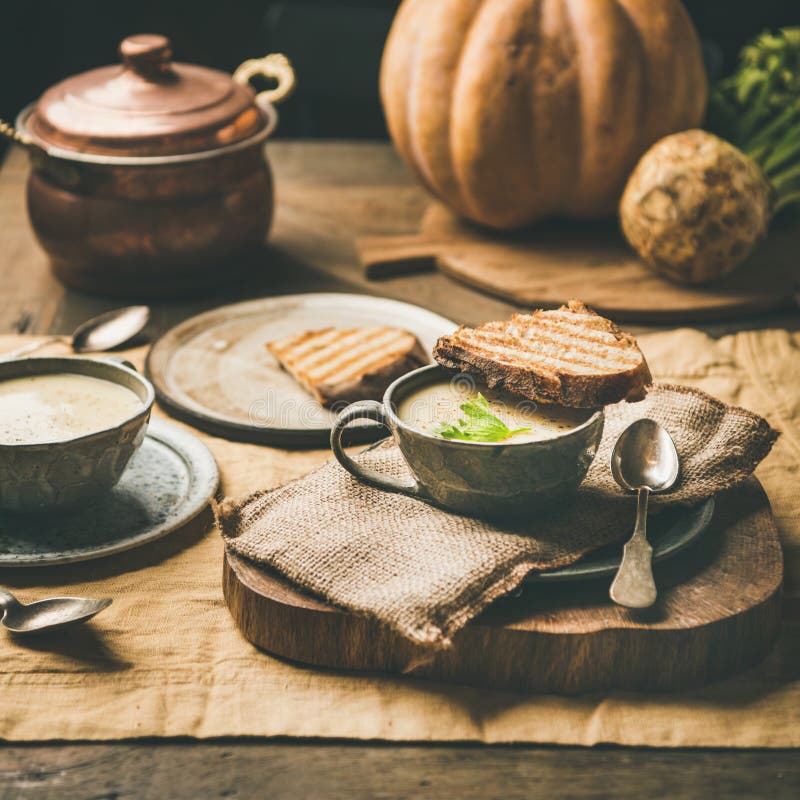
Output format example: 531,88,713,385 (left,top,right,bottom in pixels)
358,203,800,323
223,479,781,693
